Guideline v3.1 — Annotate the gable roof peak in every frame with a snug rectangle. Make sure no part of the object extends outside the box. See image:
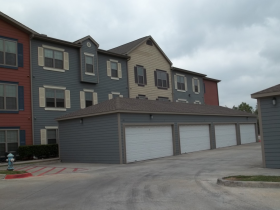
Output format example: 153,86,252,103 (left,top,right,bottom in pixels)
74,35,99,48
